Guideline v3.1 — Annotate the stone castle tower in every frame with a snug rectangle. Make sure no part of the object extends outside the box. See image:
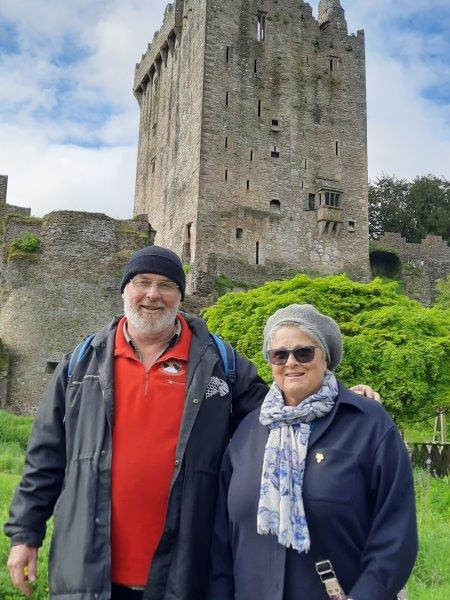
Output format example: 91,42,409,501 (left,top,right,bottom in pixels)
133,0,370,293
